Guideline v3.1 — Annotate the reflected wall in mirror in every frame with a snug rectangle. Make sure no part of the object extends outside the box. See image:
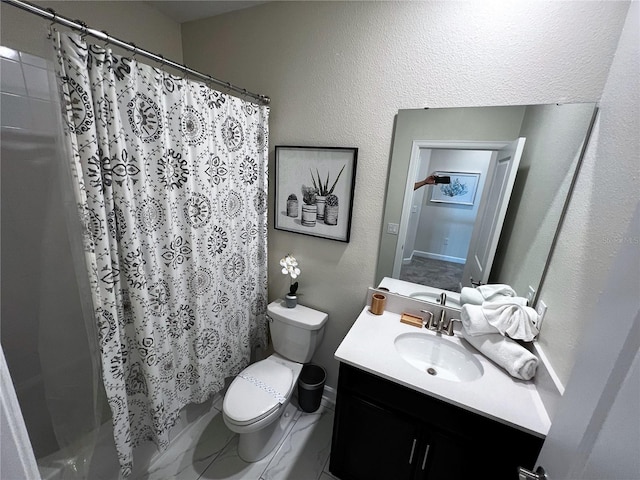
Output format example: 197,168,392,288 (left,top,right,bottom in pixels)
376,104,597,305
